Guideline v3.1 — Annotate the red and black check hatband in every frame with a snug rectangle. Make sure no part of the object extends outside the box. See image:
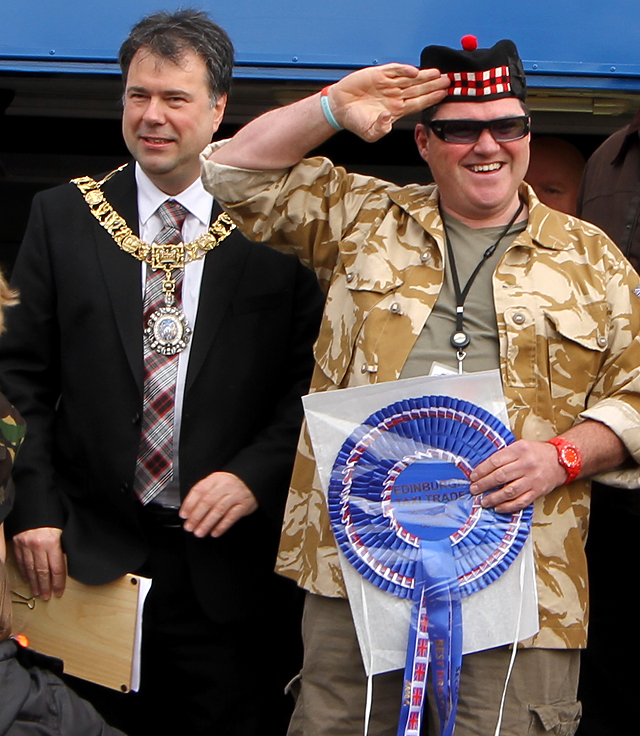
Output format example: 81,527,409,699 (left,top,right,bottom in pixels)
446,66,511,98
